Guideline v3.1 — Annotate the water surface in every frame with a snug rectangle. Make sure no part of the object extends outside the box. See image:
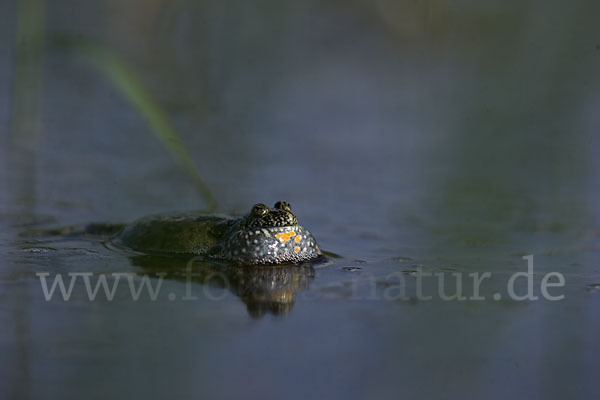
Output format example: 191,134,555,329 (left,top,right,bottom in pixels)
2,1,600,399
